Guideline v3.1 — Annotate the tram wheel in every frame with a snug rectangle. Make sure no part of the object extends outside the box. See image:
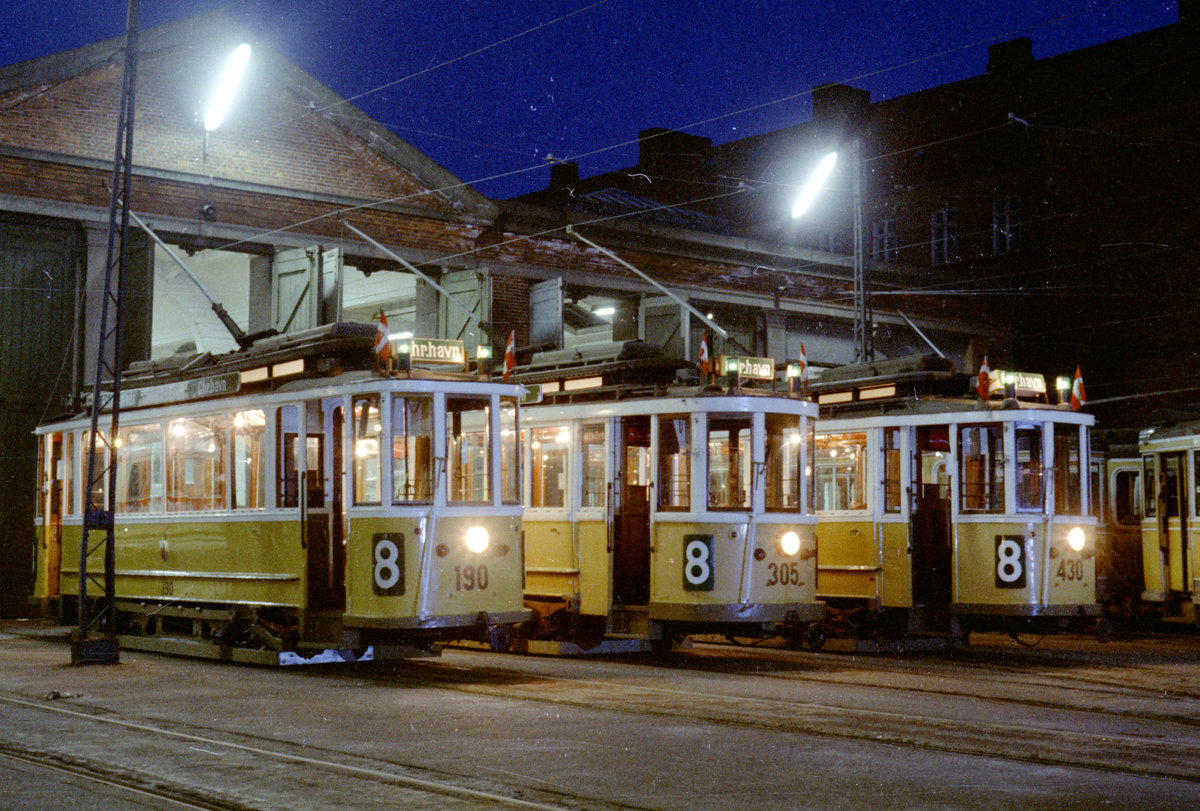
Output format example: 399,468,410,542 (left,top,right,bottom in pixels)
487,624,514,653
806,622,828,652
